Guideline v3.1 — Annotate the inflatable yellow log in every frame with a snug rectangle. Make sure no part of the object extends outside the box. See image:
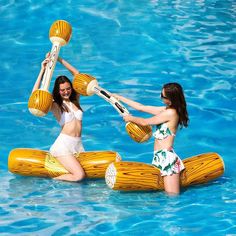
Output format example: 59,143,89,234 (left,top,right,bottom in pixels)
8,148,121,178
28,20,72,117
105,152,224,191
